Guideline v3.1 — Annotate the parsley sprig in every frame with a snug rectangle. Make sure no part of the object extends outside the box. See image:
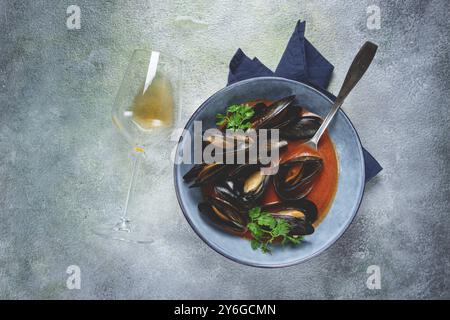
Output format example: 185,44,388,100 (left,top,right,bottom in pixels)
247,207,303,254
216,104,255,131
